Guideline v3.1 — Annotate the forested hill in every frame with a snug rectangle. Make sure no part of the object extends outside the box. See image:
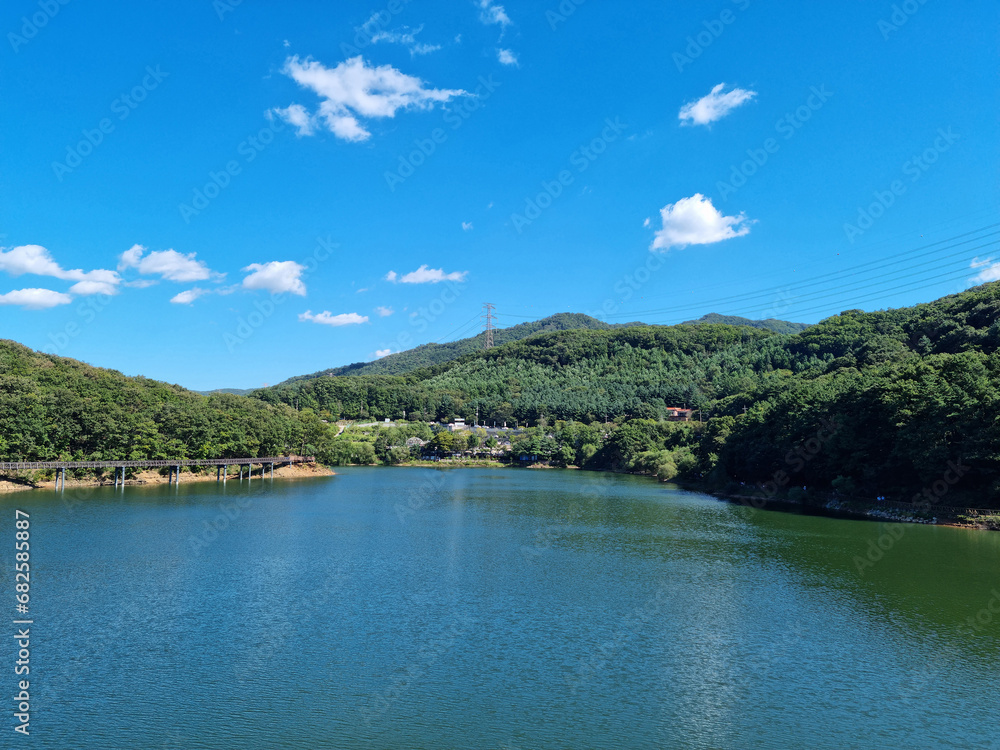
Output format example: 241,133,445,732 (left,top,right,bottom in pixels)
4,283,999,504
0,340,312,462
683,313,810,334
278,312,618,383
251,283,1000,503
